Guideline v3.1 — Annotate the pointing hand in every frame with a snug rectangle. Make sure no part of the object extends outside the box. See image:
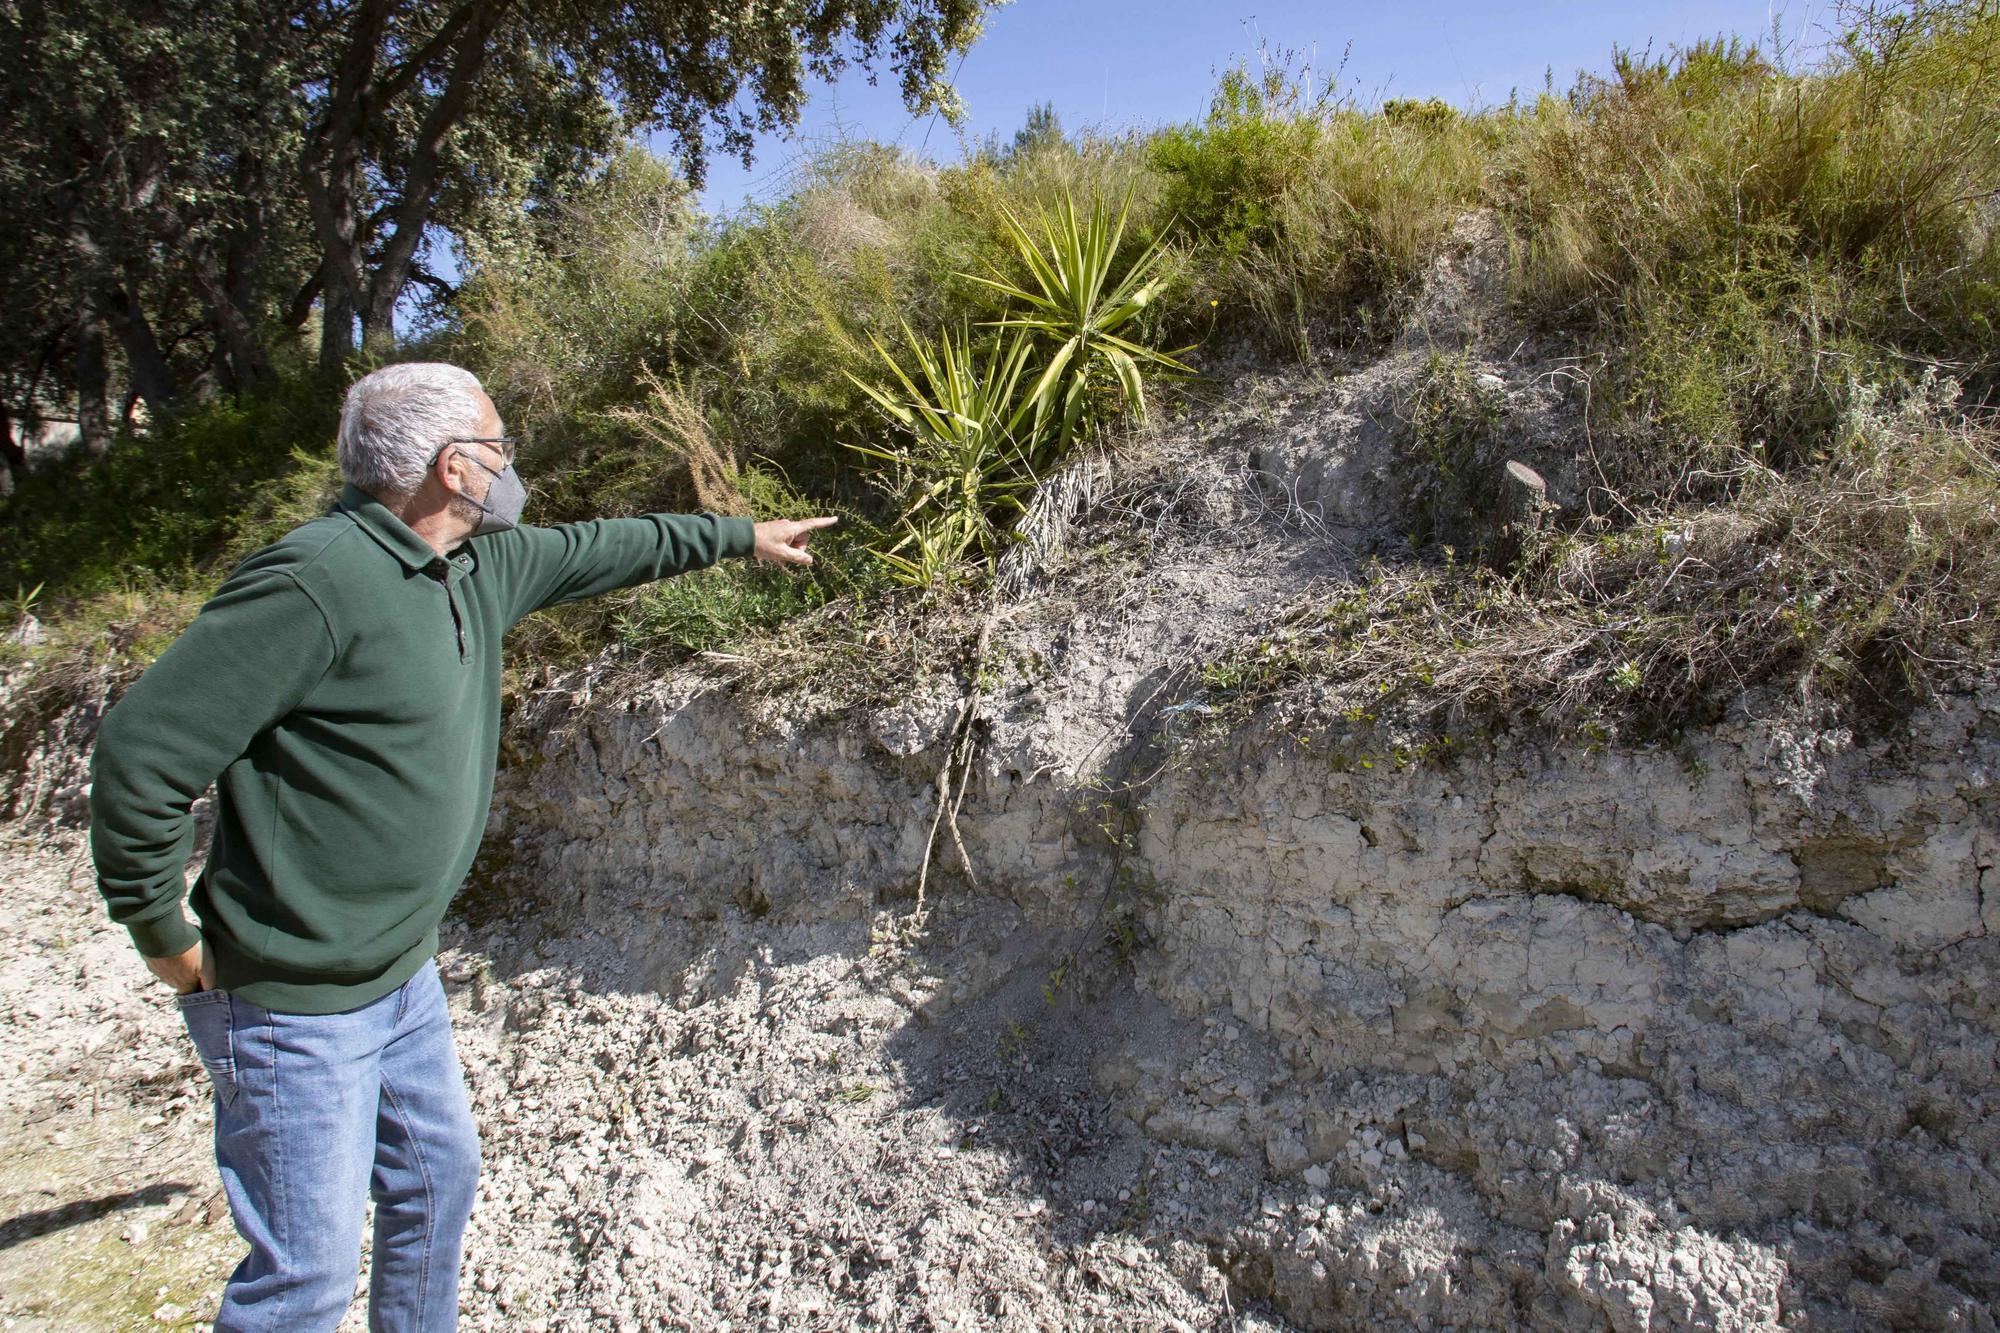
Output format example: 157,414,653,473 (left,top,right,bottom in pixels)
752,516,838,567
